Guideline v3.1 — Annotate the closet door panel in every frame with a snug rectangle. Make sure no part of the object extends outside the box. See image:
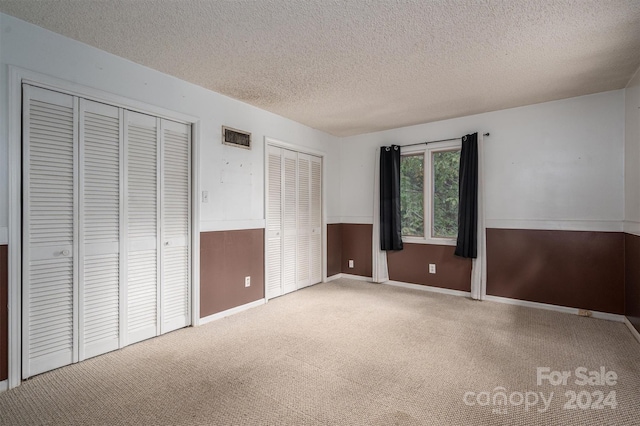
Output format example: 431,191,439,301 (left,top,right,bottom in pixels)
125,111,159,344
160,120,191,333
296,154,310,289
79,100,122,360
22,86,78,378
282,149,298,294
310,156,322,284
266,146,283,299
